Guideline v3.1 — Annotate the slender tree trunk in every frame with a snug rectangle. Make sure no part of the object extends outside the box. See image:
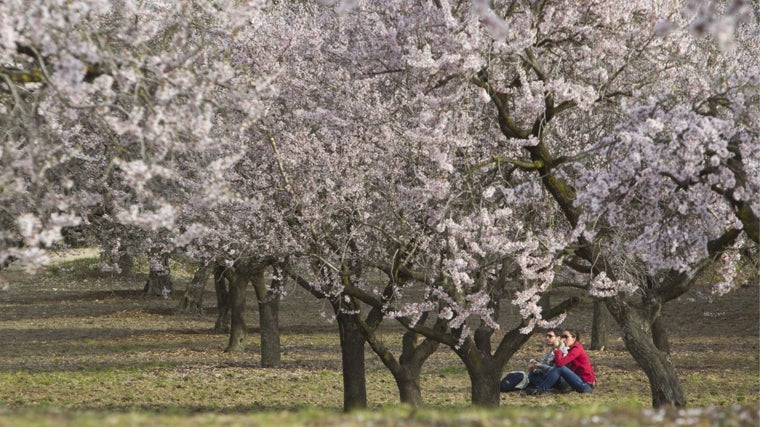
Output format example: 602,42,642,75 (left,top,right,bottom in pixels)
590,300,610,350
607,300,685,407
252,269,281,368
177,264,211,313
334,300,367,412
214,265,231,333
225,268,249,352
